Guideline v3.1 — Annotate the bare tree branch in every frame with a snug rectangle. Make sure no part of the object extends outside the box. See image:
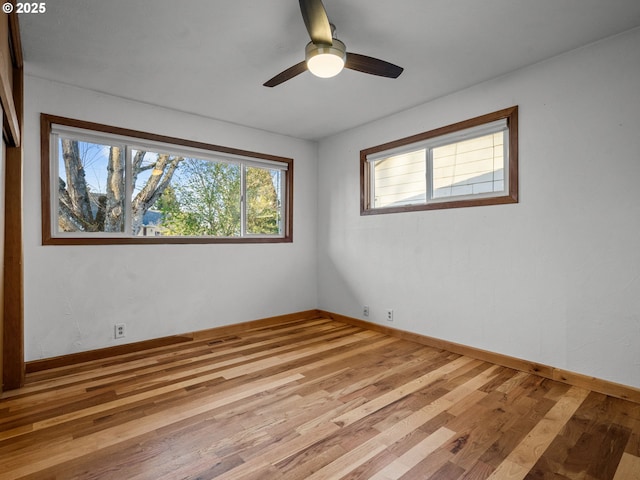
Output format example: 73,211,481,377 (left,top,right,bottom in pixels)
58,177,98,232
56,141,182,236
131,154,183,234
104,146,125,232
61,139,94,222
131,150,146,190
